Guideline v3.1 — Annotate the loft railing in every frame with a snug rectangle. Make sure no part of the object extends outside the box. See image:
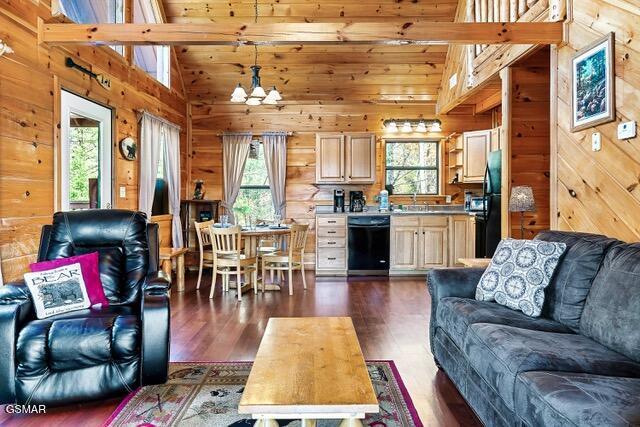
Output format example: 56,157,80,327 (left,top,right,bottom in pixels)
465,0,559,86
